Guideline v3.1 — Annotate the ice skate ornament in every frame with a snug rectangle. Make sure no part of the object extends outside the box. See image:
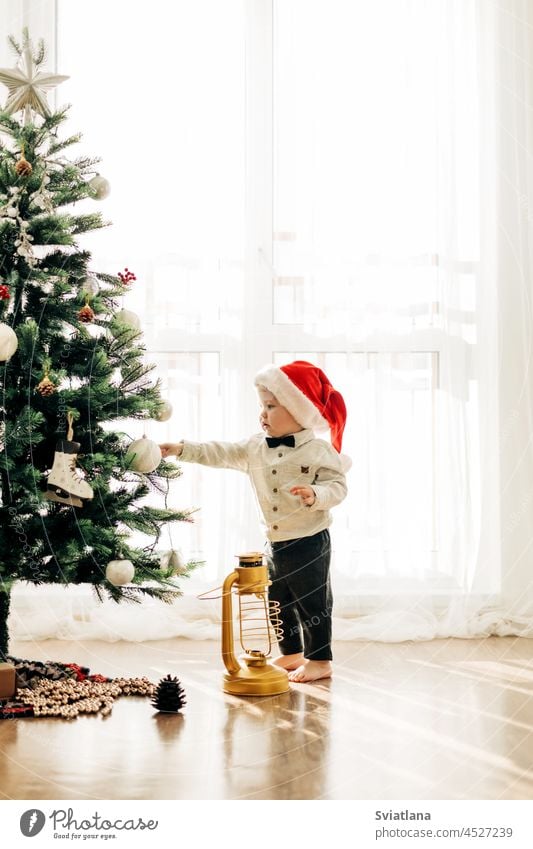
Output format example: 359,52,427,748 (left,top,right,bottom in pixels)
45,413,94,508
